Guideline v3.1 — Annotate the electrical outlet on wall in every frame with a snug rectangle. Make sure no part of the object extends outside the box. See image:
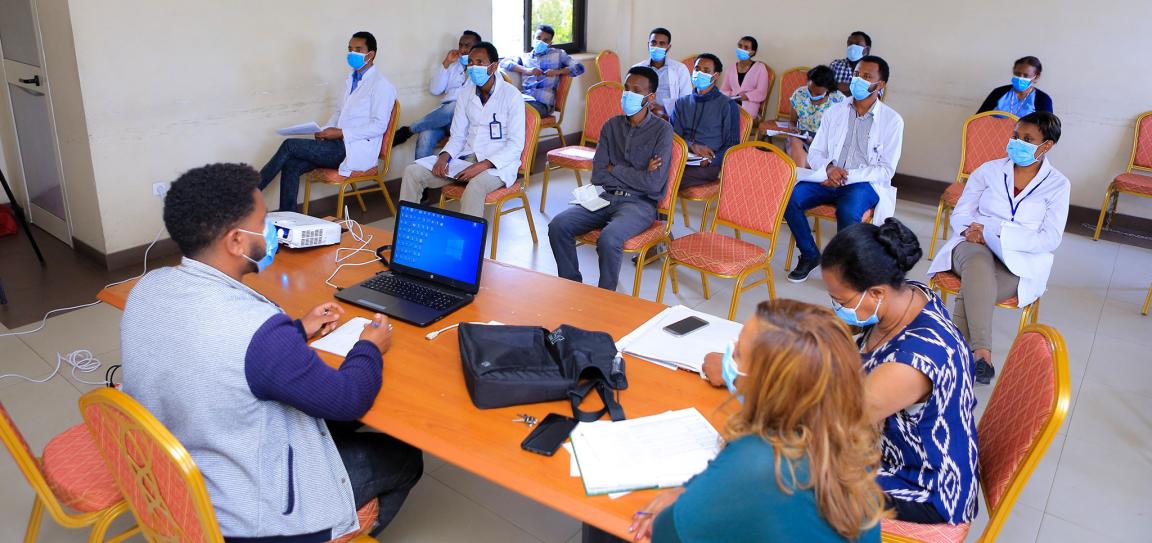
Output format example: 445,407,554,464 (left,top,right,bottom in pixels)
152,182,169,198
